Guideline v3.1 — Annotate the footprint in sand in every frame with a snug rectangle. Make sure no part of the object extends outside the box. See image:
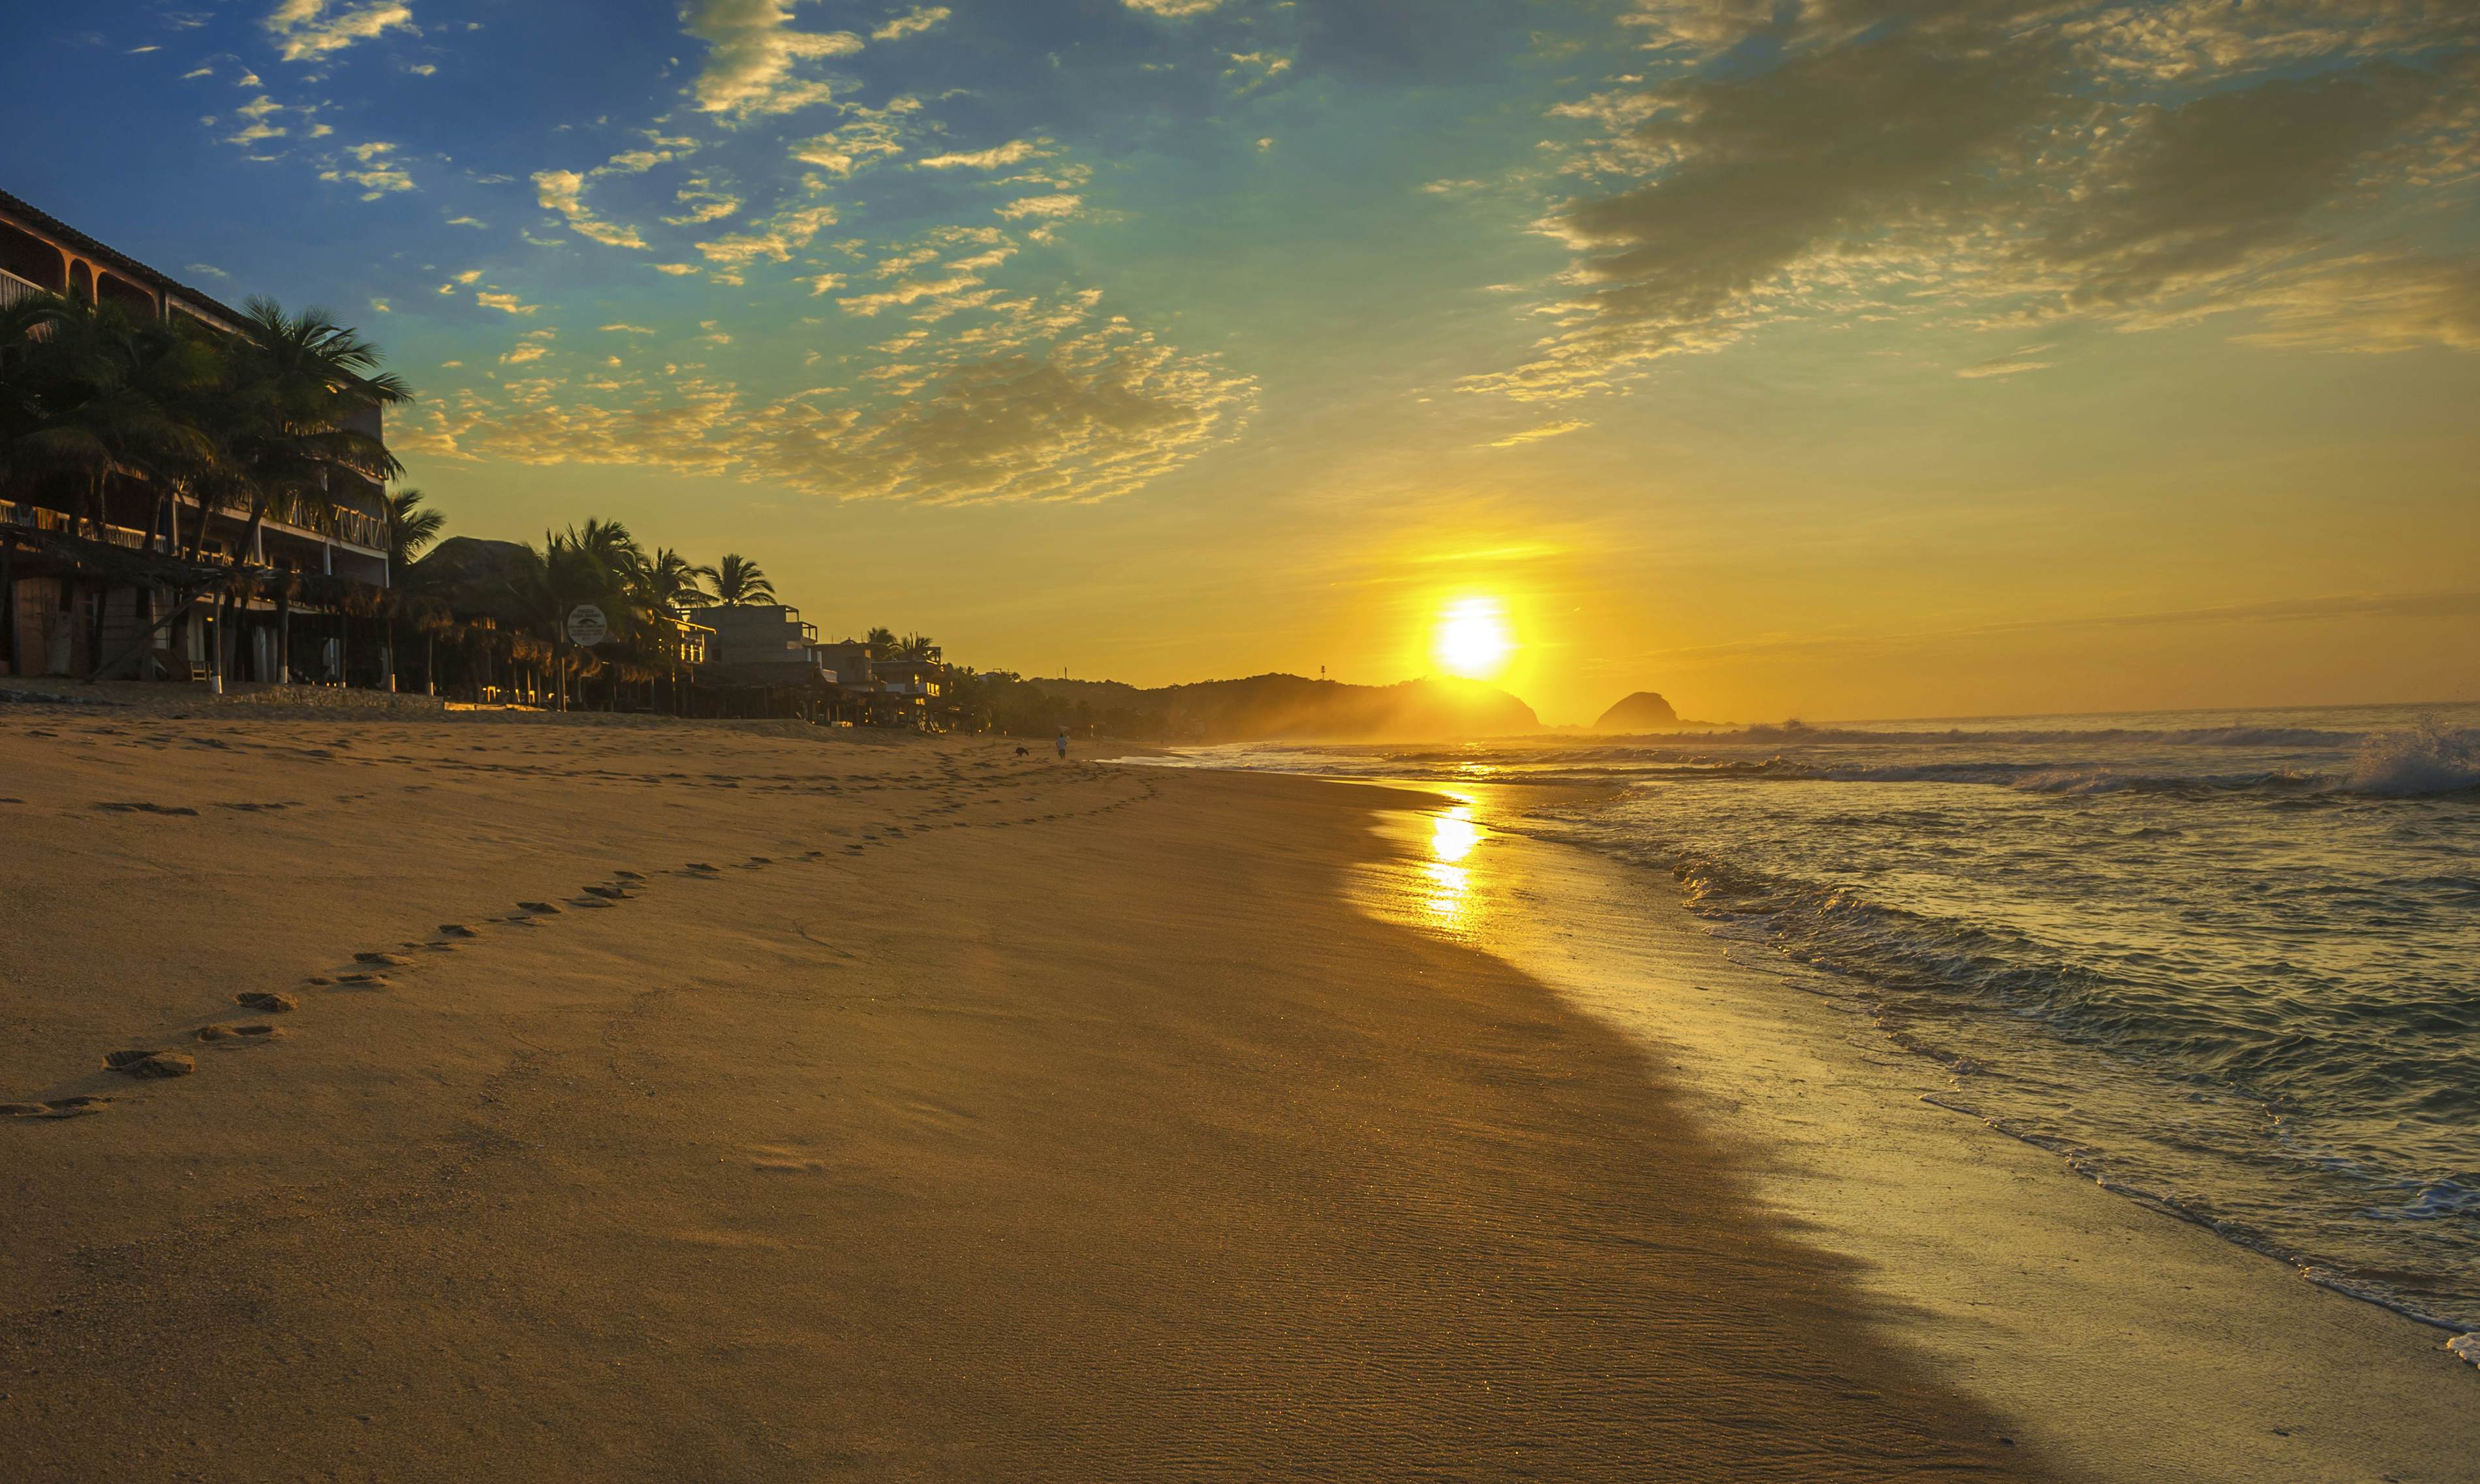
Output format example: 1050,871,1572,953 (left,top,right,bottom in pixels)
236,991,298,1013
438,924,480,938
3,1096,110,1120
613,870,645,881
104,1049,196,1079
333,973,392,988
355,951,416,966
197,1023,286,1045
685,863,720,874
583,885,630,900
745,1145,831,1173
518,901,562,916
95,801,200,817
